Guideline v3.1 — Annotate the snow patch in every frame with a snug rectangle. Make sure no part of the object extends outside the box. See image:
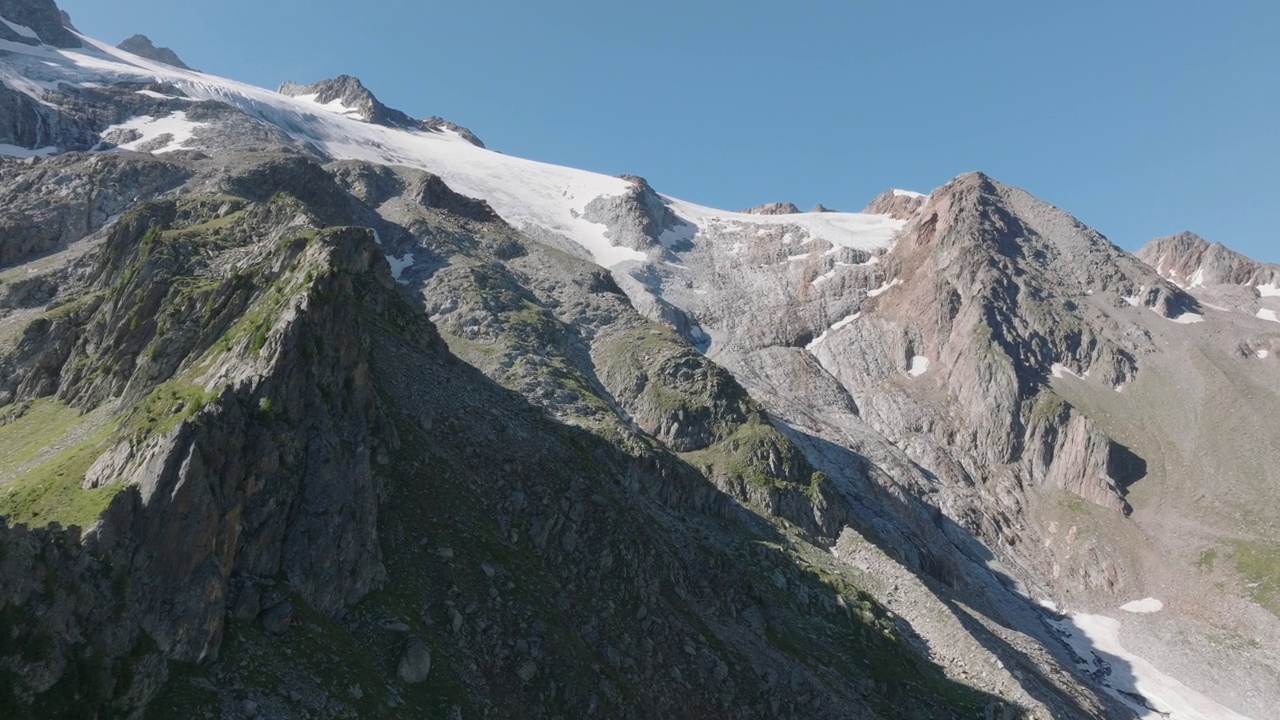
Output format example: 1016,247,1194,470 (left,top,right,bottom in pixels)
98,111,205,153
1256,309,1279,323
0,143,57,158
1123,291,1143,307
891,189,925,199
805,312,861,351
0,16,40,40
867,278,902,298
1169,312,1205,325
293,92,366,119
1258,349,1271,359
908,356,930,377
1120,598,1164,614
1189,267,1206,288
1051,612,1253,719
1257,283,1280,298
386,253,414,283
135,89,179,99
1051,363,1081,380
